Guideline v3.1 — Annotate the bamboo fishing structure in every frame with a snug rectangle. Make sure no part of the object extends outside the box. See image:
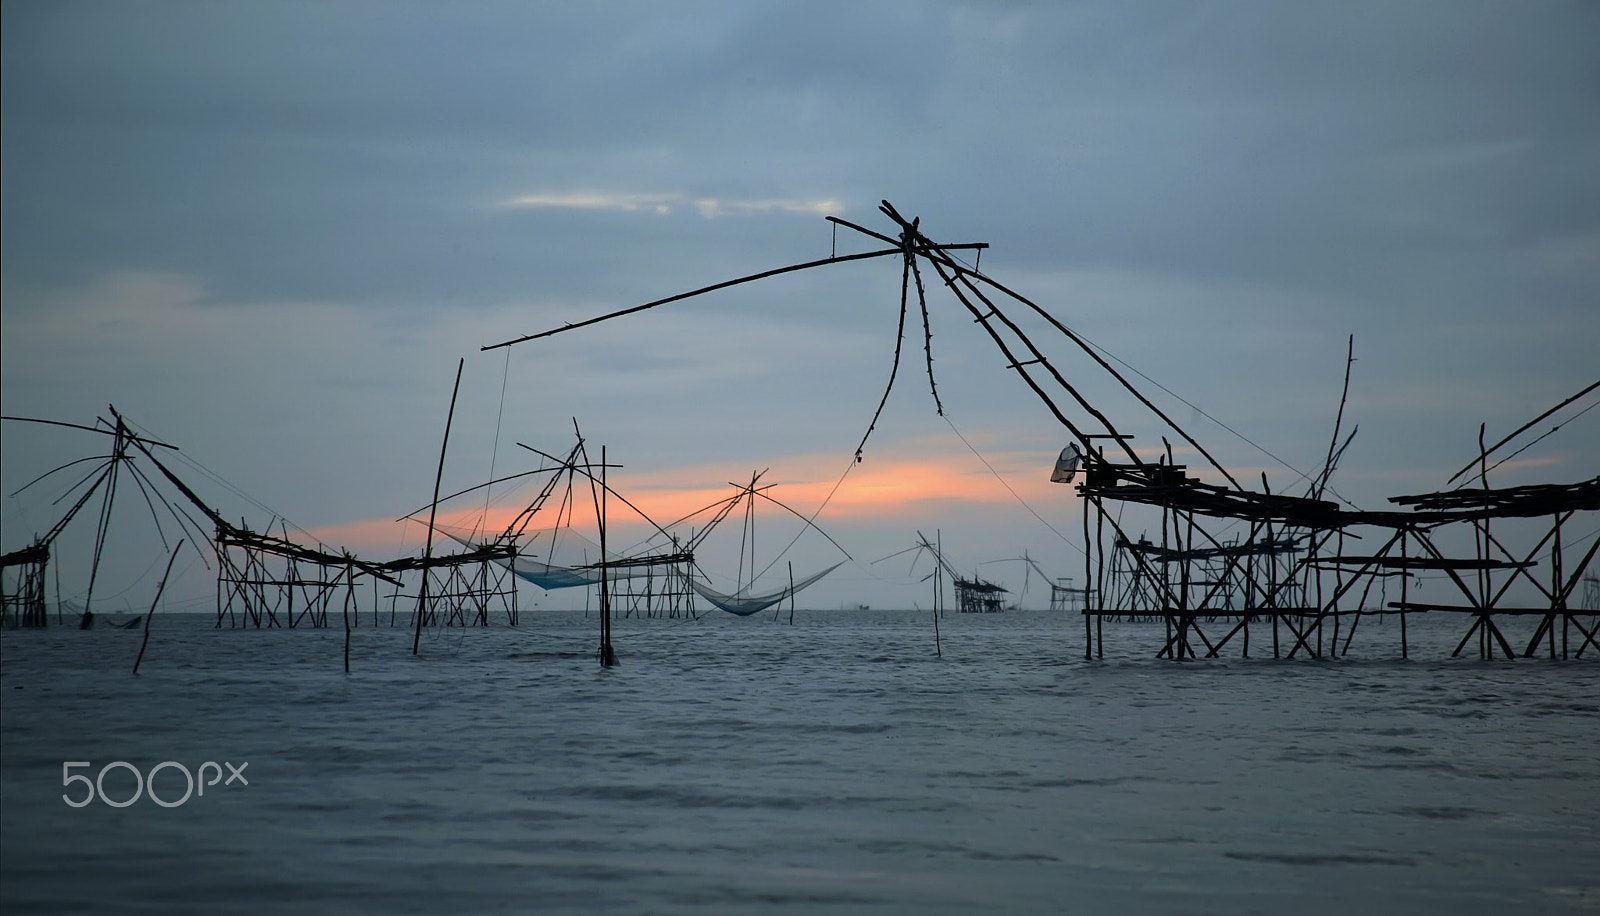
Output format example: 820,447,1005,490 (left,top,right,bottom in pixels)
1,412,172,628
5,203,1592,665
481,200,1597,661
0,542,51,628
1,405,518,640
878,532,1006,614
